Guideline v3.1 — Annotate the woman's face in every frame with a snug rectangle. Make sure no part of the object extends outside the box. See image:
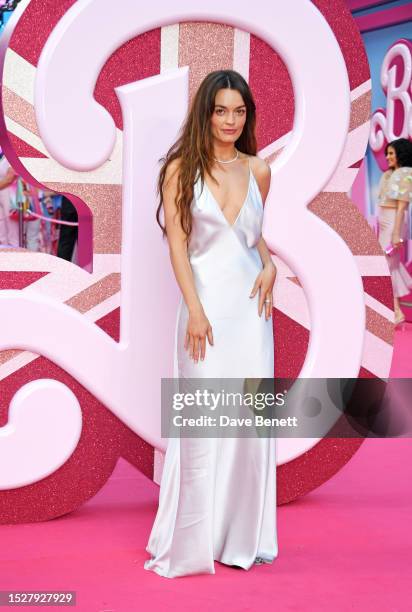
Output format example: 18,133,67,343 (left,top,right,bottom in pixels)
210,88,247,146
386,145,398,169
